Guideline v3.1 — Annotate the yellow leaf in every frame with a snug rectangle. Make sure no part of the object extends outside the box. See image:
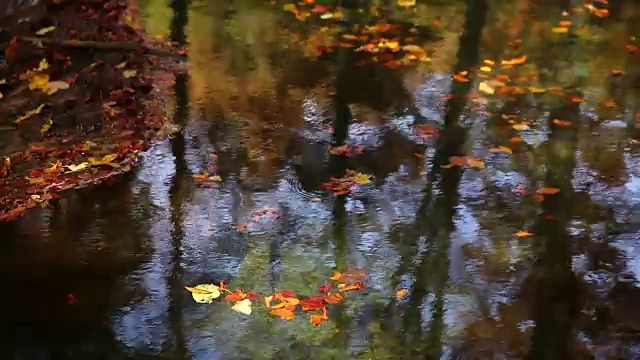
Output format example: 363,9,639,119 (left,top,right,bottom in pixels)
210,175,222,182
65,162,89,172
402,44,425,55
283,3,297,12
478,81,495,94
529,87,546,93
480,66,492,72
0,91,3,99
35,26,56,35
123,69,137,78
116,62,127,69
185,284,221,303
44,80,70,95
397,0,416,7
501,55,527,66
28,73,50,90
37,58,49,71
41,118,52,136
352,172,372,185
512,123,530,131
552,27,569,33
231,298,253,315
15,104,45,124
